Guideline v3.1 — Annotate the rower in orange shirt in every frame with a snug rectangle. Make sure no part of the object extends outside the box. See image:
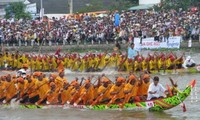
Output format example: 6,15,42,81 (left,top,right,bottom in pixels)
69,78,83,104
36,82,60,105
74,79,95,105
3,74,17,103
34,73,50,104
123,74,139,103
16,77,26,99
137,73,151,101
60,81,73,105
57,59,64,72
94,77,112,104
0,76,7,101
106,76,125,107
49,73,58,82
55,69,67,89
17,75,36,103
27,73,41,103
